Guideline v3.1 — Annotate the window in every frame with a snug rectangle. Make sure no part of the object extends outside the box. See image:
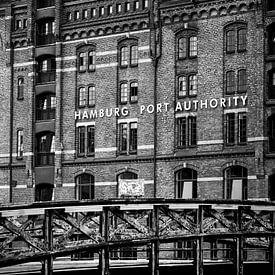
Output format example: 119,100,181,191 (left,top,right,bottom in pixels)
78,87,86,107
83,9,88,19
17,129,23,159
77,125,95,156
125,2,130,11
268,70,275,99
178,38,187,59
120,83,128,103
238,113,247,144
224,166,247,200
79,52,86,71
15,20,22,30
118,122,137,154
225,24,247,53
226,71,235,94
175,168,197,198
178,76,187,97
75,10,80,20
99,7,104,16
268,115,275,152
88,50,96,71
269,174,275,201
36,132,55,166
129,122,137,152
35,184,53,202
130,82,138,102
237,29,247,52
176,241,194,259
67,12,72,21
237,69,247,92
17,78,24,99
76,174,94,200
134,1,139,10
78,48,96,72
36,93,56,120
142,0,148,9
176,116,197,148
120,46,128,66
130,45,138,66
108,5,113,15
268,0,275,11
177,35,198,59
225,113,247,145
88,86,96,106
178,74,197,97
117,4,122,13
23,19,27,28
226,30,235,53
91,8,96,18
189,36,198,57
189,75,197,96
